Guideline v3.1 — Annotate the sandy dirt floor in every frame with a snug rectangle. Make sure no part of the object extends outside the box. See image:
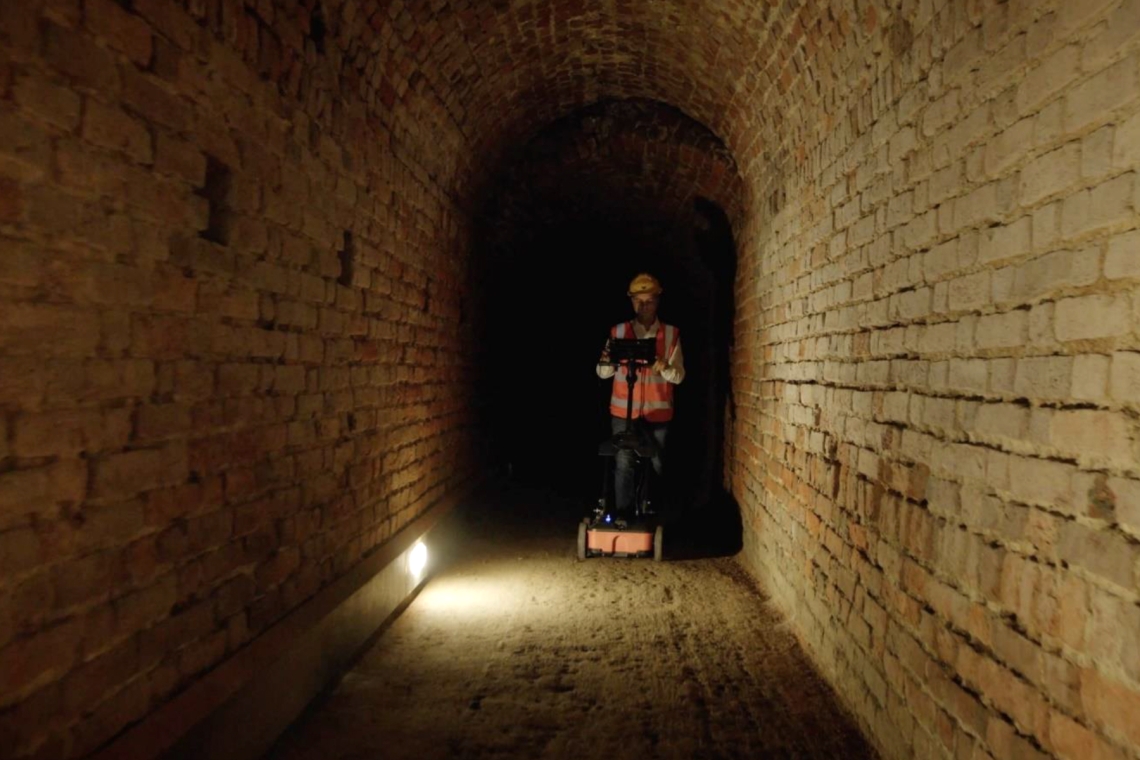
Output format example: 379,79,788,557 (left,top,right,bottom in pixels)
265,482,876,760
